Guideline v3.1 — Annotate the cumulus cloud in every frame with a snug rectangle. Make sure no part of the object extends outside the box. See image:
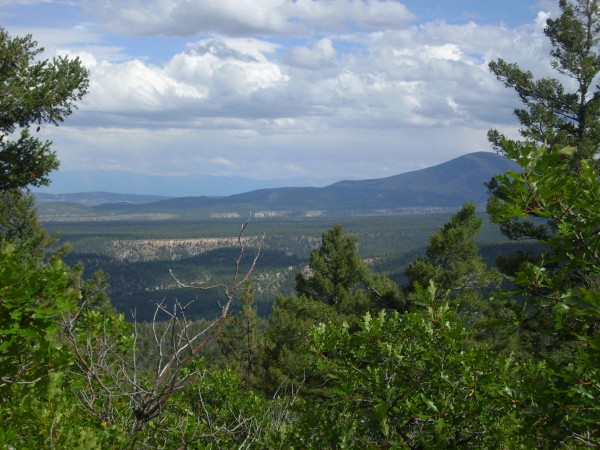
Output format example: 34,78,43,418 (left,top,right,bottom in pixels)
166,37,286,97
88,59,207,112
66,36,289,128
56,11,555,178
12,1,561,182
